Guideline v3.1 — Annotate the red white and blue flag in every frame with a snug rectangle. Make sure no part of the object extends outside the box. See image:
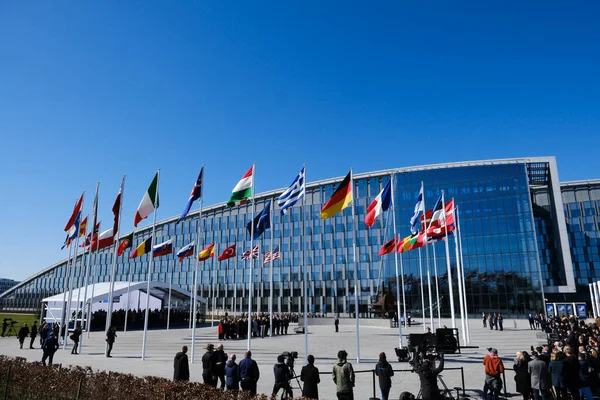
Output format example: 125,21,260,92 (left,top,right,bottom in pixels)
176,167,204,224
421,197,455,241
64,193,84,232
176,242,195,262
263,246,280,264
365,180,392,227
152,239,173,258
241,245,259,260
